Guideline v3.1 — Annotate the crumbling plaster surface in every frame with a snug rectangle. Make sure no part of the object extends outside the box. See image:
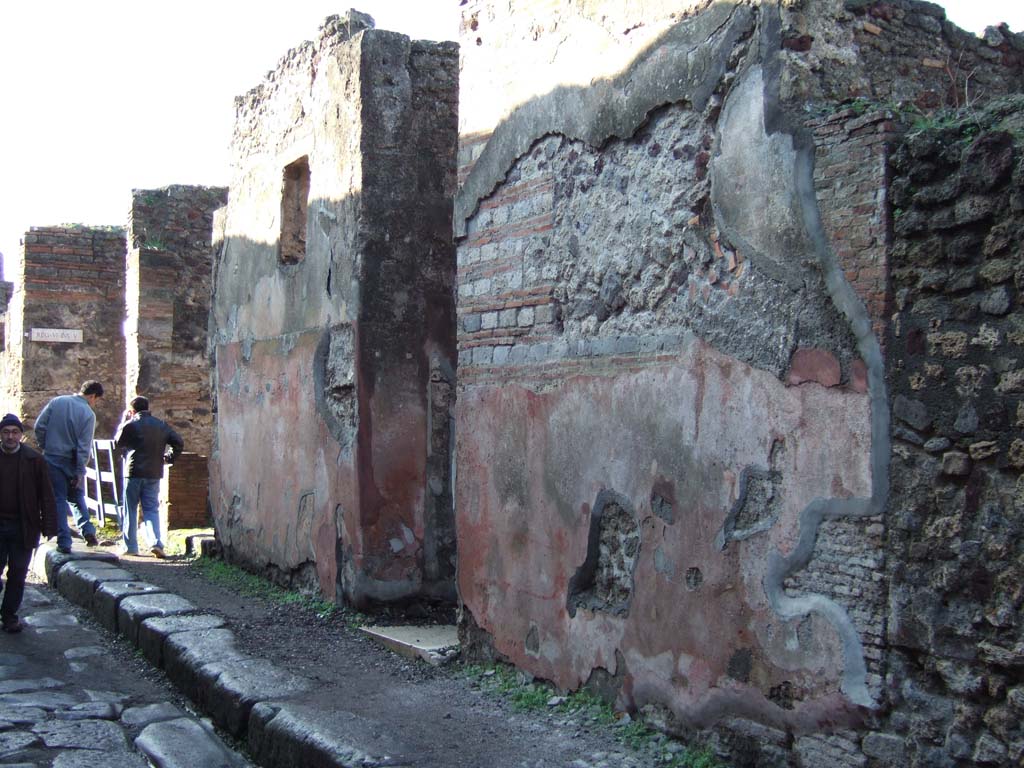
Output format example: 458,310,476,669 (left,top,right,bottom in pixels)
209,18,369,598
458,338,873,727
455,0,889,734
211,13,458,606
